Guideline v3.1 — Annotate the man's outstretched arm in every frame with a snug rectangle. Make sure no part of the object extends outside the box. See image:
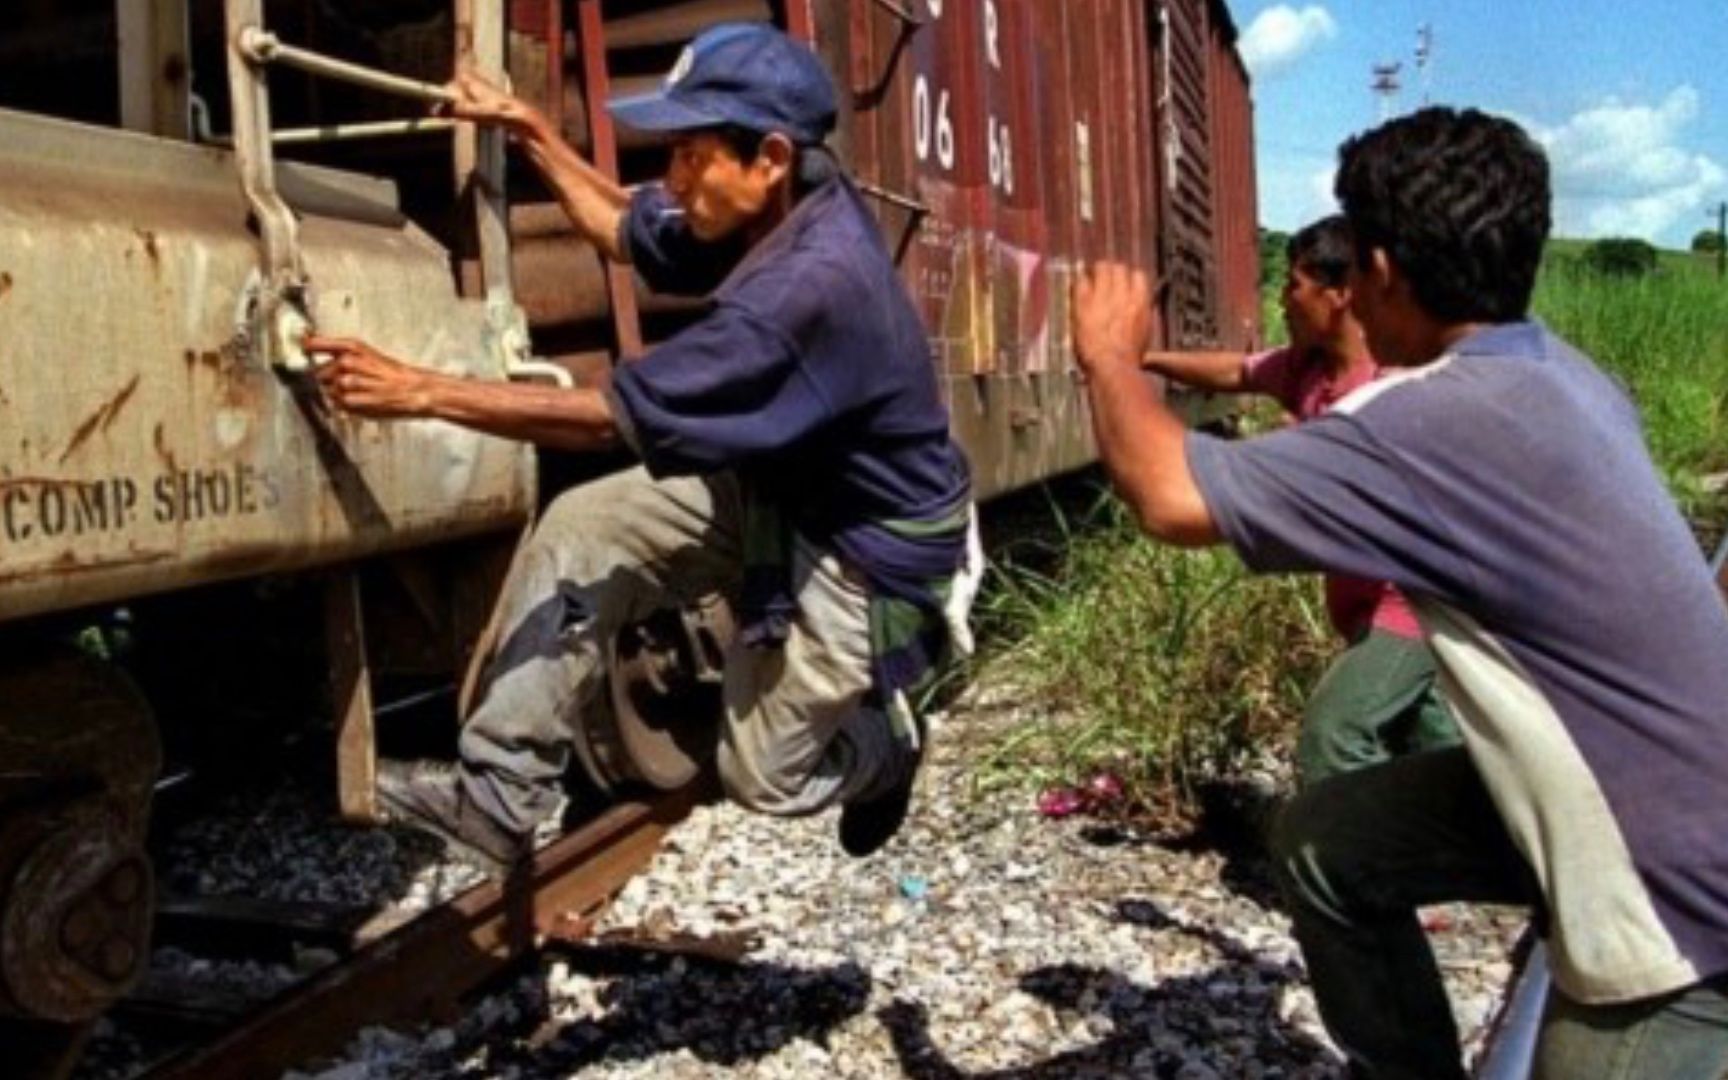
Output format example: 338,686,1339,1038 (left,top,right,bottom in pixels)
307,336,621,453
444,71,631,264
1072,263,1220,547
1142,349,1249,392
